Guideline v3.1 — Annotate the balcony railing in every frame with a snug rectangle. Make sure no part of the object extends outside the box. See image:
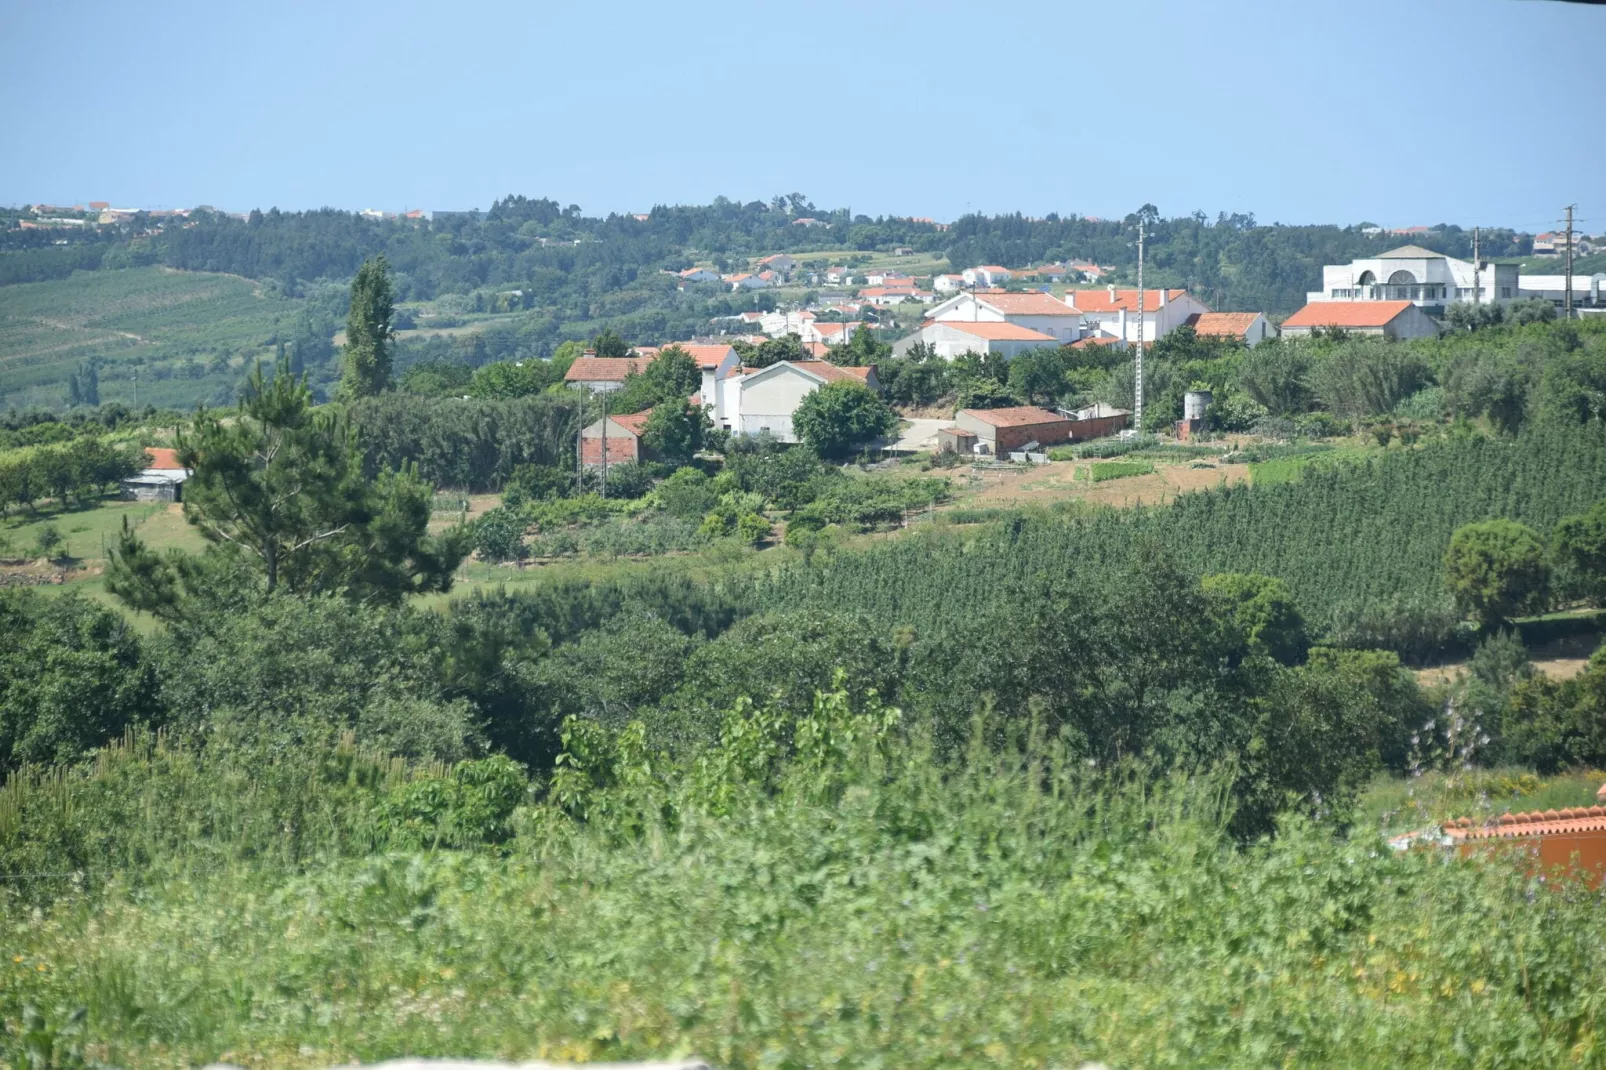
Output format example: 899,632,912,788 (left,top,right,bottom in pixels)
1329,285,1448,302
